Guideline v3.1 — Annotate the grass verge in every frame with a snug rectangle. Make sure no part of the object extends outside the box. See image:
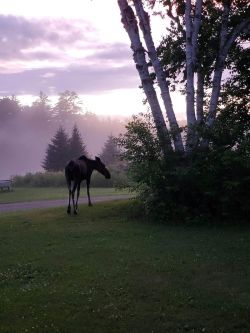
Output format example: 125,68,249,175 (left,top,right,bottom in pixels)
0,187,129,204
0,200,249,333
